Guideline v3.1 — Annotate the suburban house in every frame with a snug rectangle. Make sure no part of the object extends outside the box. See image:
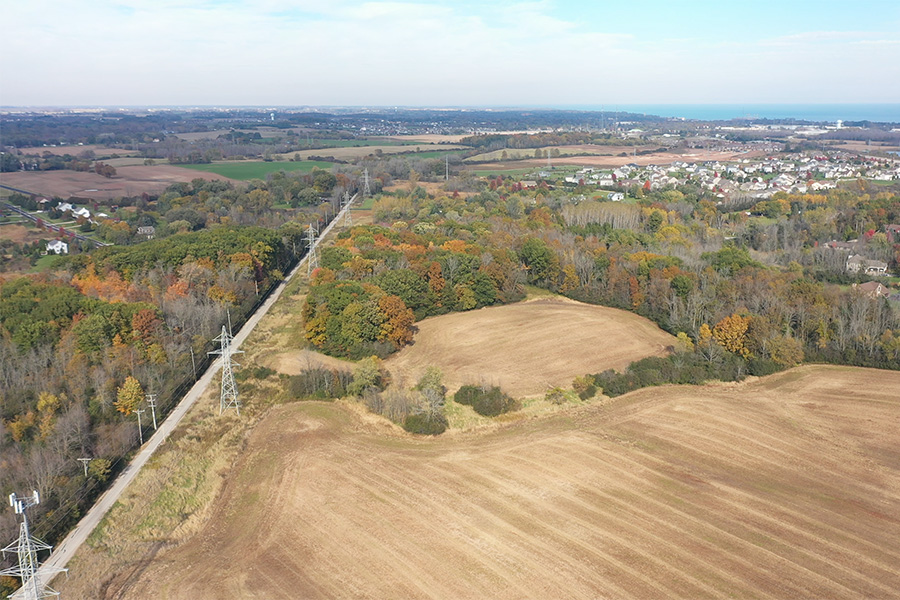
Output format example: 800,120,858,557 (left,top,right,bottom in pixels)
137,225,156,239
47,240,68,255
846,254,888,276
73,207,91,219
854,281,890,299
607,192,625,201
